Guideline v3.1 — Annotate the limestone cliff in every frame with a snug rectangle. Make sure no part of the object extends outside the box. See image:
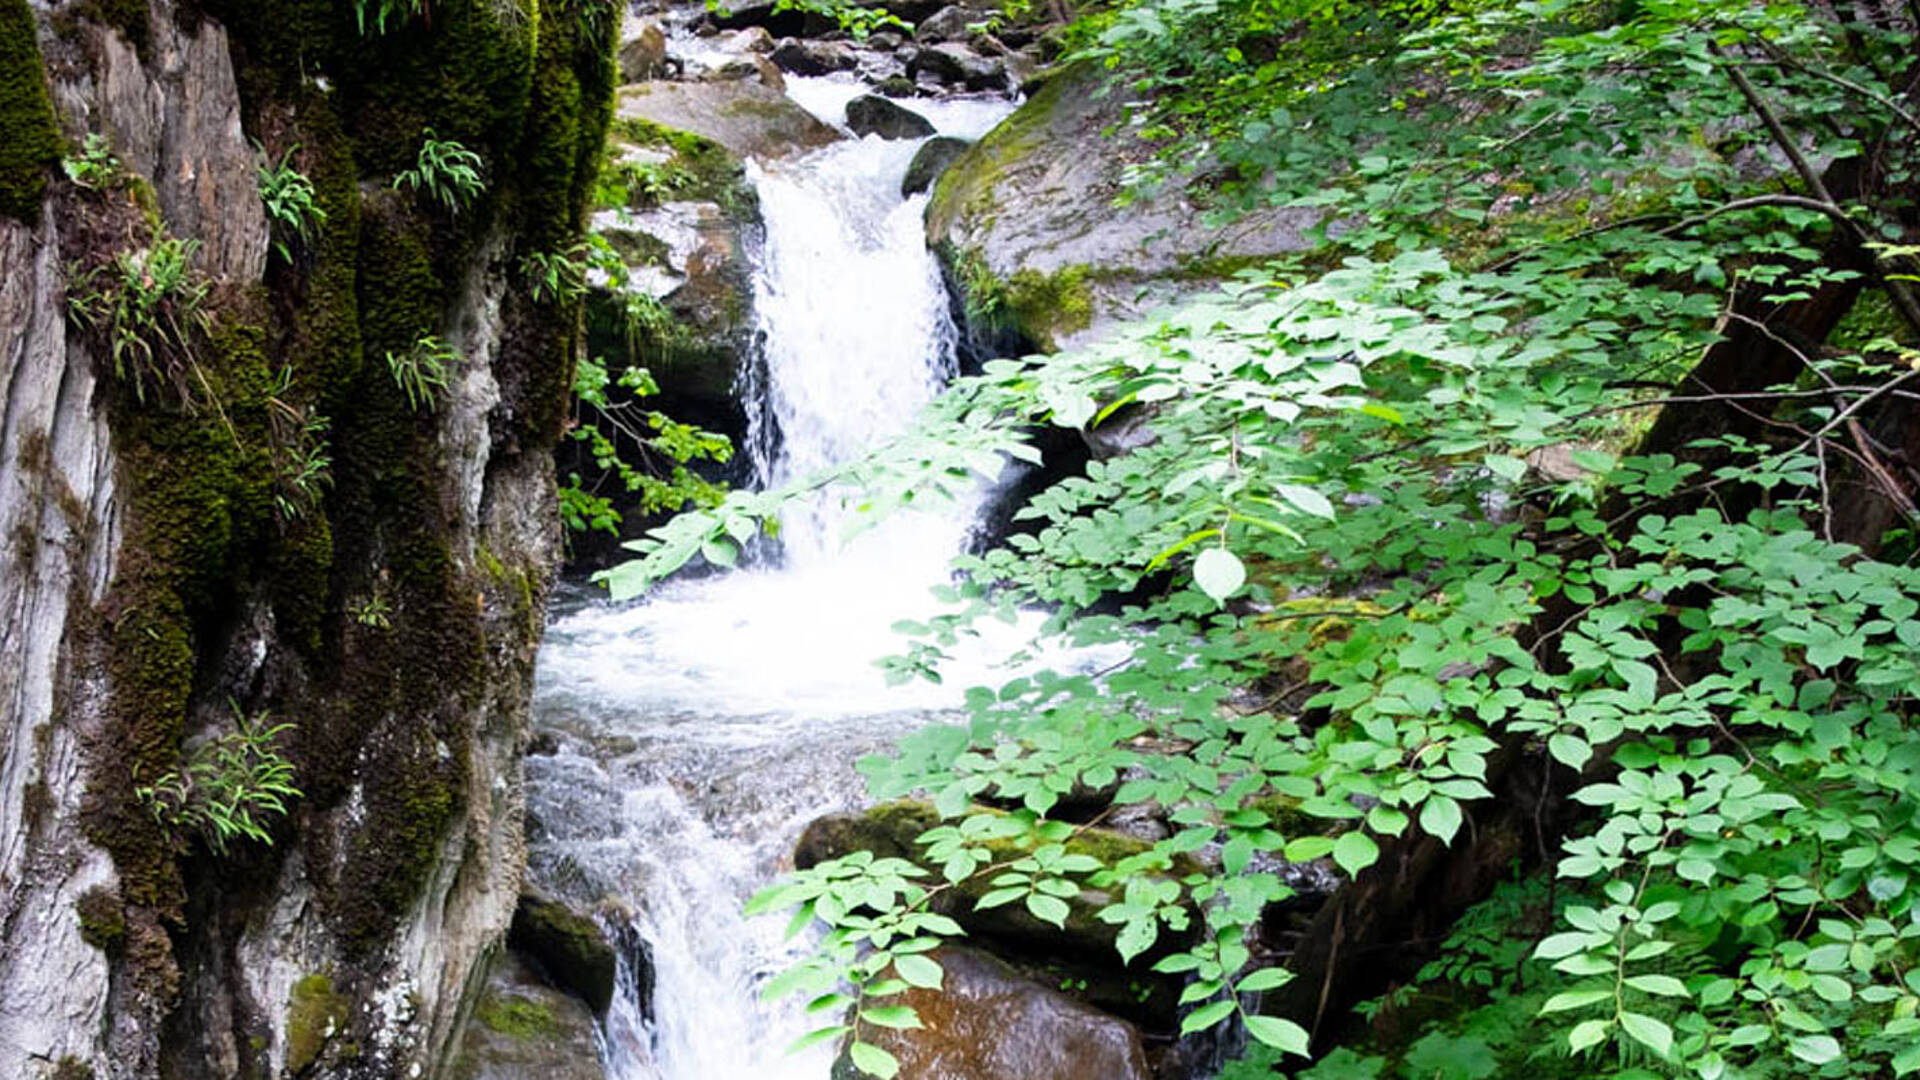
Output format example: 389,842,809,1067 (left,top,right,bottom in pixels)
0,1,611,1076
